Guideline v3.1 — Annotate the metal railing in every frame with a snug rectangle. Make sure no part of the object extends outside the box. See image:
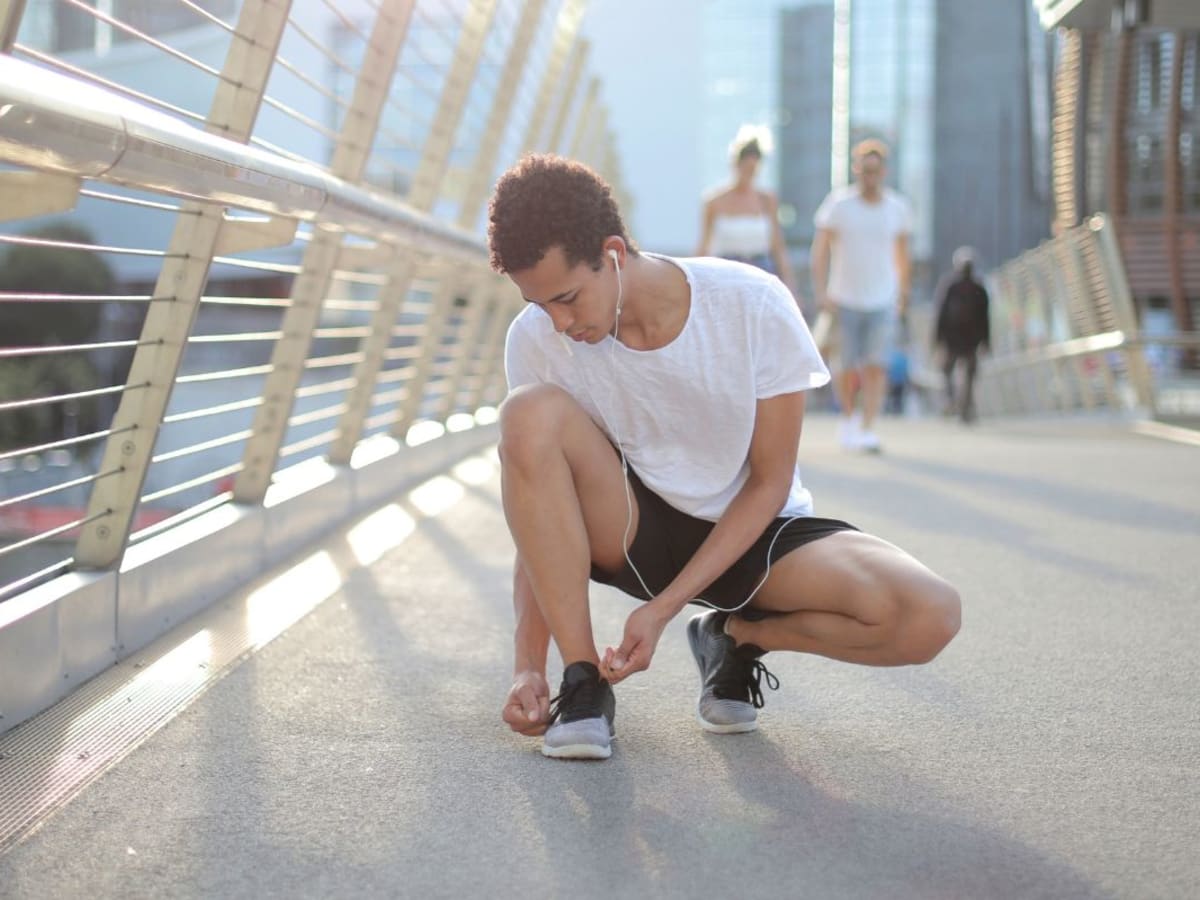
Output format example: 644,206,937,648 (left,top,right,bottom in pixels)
0,0,611,599
979,214,1199,421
